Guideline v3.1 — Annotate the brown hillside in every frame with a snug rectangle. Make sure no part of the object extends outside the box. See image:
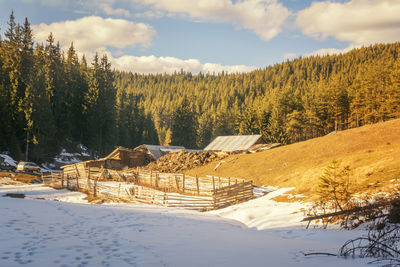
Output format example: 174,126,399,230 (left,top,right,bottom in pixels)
186,119,400,200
